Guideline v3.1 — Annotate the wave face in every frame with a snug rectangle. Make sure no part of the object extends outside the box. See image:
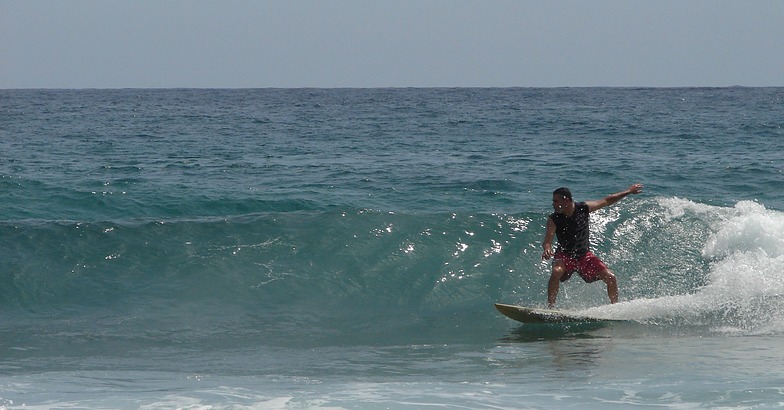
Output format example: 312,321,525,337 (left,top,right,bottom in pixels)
3,198,783,338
